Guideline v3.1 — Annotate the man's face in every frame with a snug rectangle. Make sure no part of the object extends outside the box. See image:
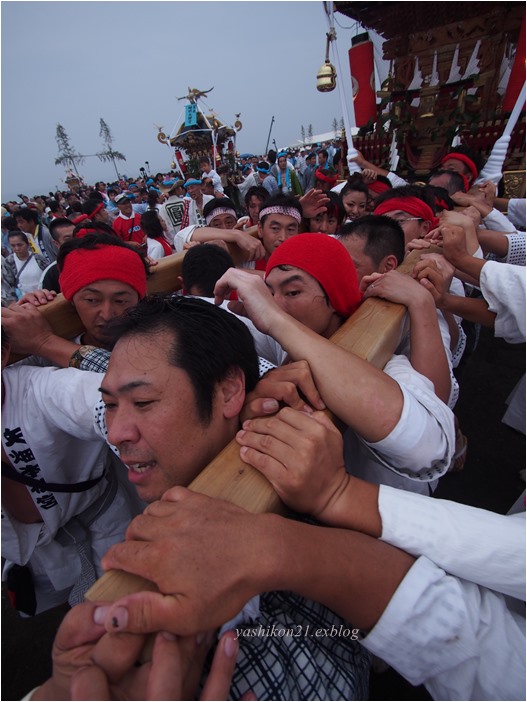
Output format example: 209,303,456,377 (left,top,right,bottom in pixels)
278,156,287,170
15,217,33,233
318,153,328,168
54,224,75,248
247,195,264,223
441,158,472,183
380,209,429,244
101,331,235,502
94,207,110,223
201,179,215,196
306,156,316,168
186,183,201,200
209,211,237,229
117,201,133,217
201,162,211,174
339,234,377,282
72,280,140,349
308,211,339,236
265,265,338,338
258,213,299,258
9,235,29,258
